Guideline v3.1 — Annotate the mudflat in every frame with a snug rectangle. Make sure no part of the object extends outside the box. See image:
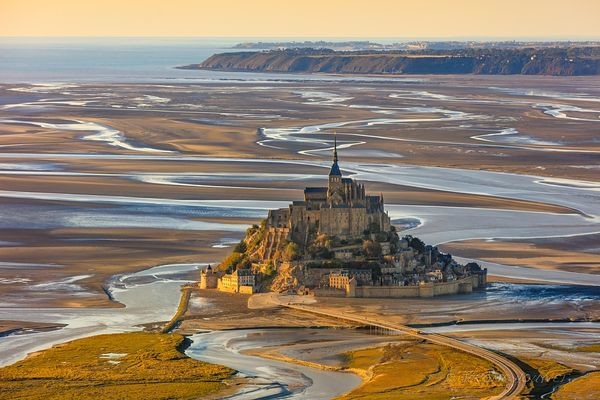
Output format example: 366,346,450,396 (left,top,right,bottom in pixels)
0,76,598,313
441,235,600,276
1,79,598,399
